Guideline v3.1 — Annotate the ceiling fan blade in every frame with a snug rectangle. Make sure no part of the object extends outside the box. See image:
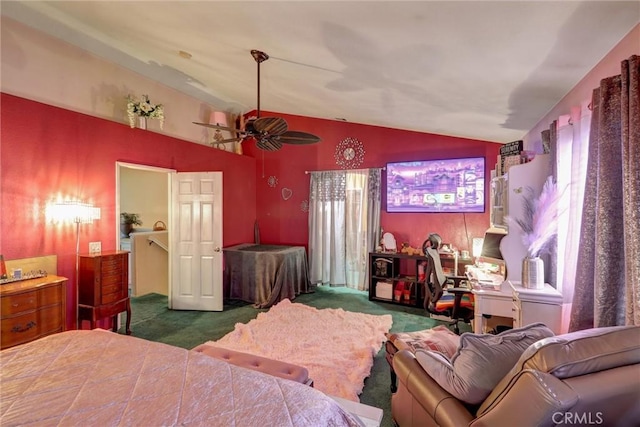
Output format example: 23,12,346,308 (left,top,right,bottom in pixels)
279,130,322,145
253,117,288,135
193,121,242,133
256,136,283,151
